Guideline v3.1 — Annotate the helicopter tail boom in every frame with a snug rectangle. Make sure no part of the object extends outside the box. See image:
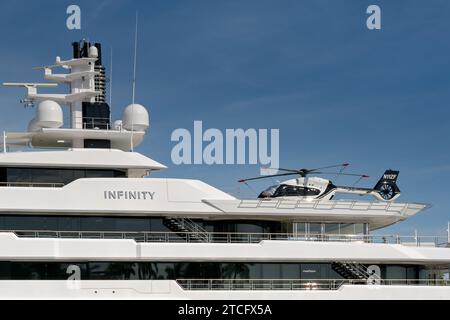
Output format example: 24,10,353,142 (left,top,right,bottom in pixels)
334,170,401,202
